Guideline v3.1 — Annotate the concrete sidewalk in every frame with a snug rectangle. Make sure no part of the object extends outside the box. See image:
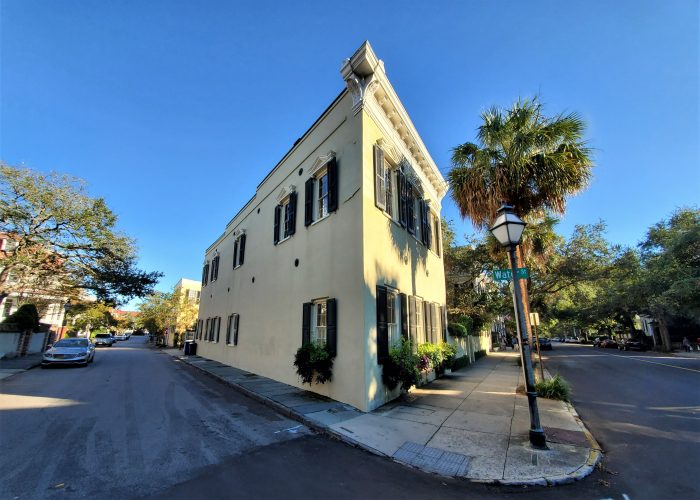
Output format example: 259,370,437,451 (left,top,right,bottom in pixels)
160,347,601,485
0,353,43,381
